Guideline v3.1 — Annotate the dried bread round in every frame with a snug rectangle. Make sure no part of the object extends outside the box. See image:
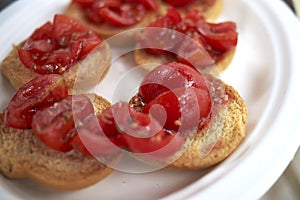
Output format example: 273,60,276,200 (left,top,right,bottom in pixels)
64,2,159,40
129,75,247,169
170,81,247,169
134,46,236,74
0,94,121,190
1,41,111,90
